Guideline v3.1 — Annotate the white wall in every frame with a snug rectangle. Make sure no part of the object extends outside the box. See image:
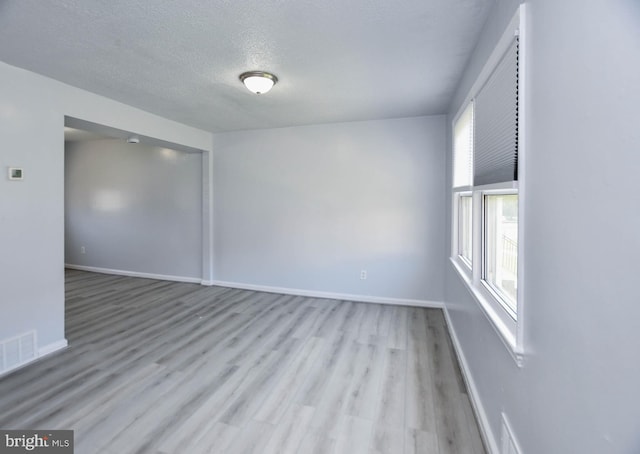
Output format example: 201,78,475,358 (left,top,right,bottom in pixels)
445,1,640,453
0,61,212,355
65,139,203,280
213,116,446,303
